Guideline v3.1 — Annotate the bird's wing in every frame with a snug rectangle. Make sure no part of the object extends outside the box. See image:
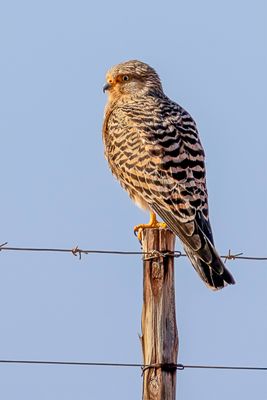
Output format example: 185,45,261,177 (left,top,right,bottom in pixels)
133,102,226,271
136,104,209,225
